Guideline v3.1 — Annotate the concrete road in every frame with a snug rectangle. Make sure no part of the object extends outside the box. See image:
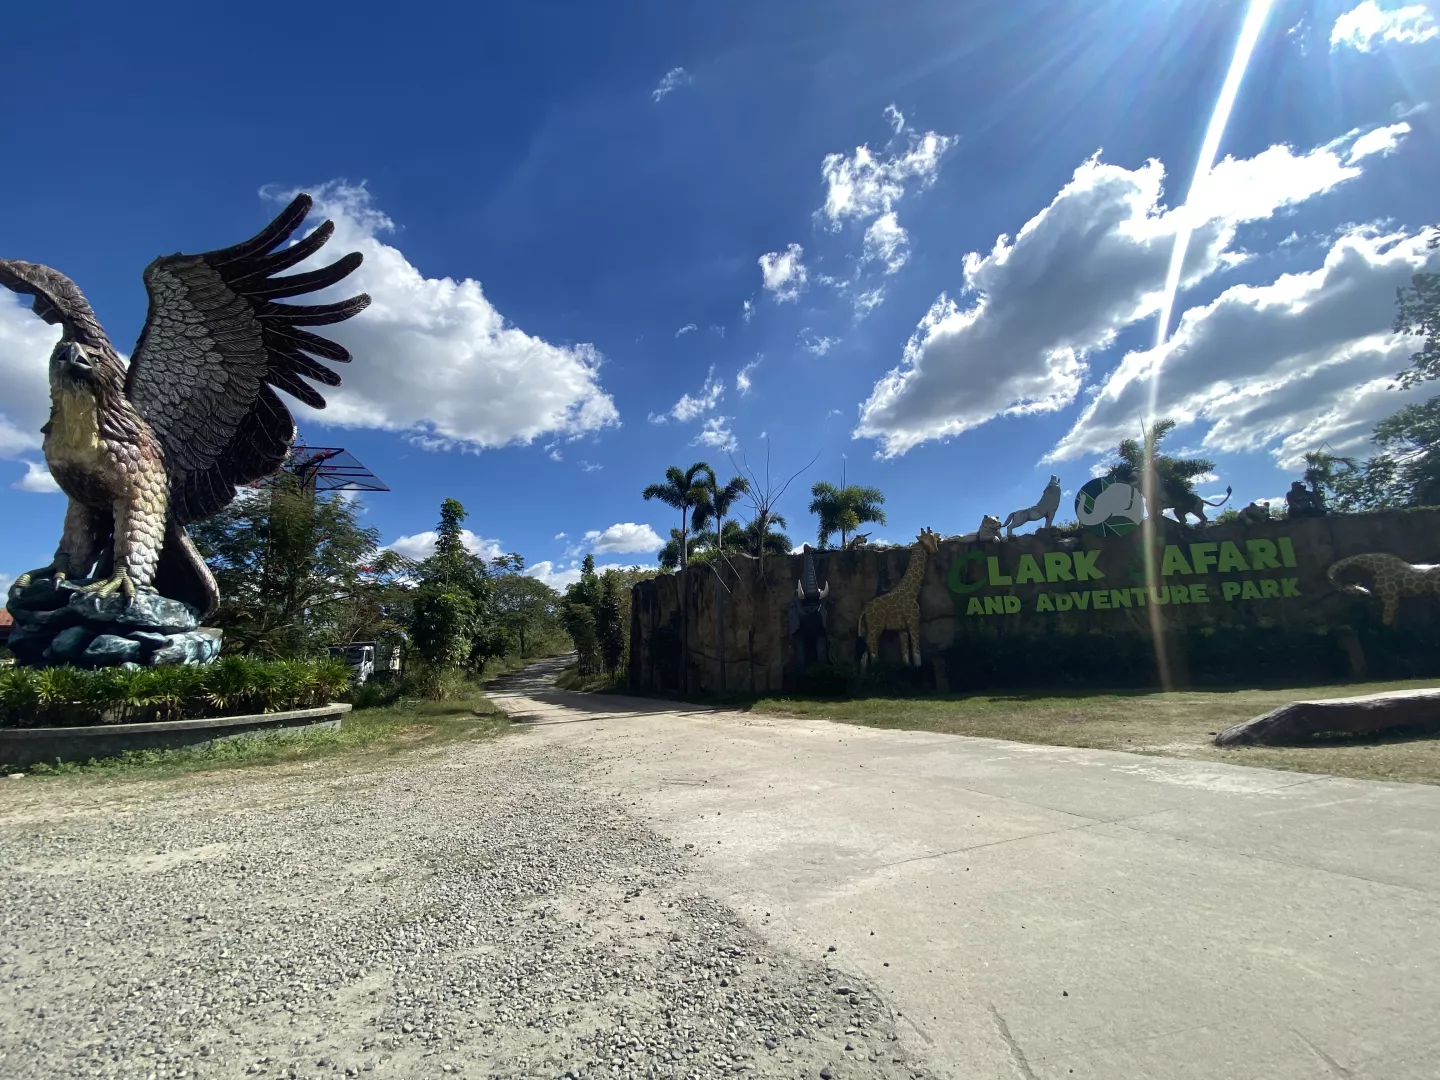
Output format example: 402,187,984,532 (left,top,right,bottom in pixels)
490,658,1440,1080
